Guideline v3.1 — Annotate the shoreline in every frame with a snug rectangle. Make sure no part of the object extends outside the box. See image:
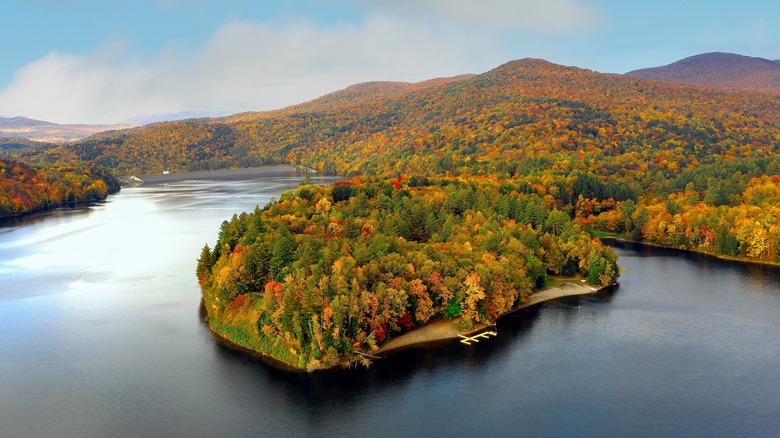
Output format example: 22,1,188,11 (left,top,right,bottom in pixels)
128,164,344,186
373,280,605,357
202,278,608,372
134,165,301,185
602,236,780,268
0,190,118,222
